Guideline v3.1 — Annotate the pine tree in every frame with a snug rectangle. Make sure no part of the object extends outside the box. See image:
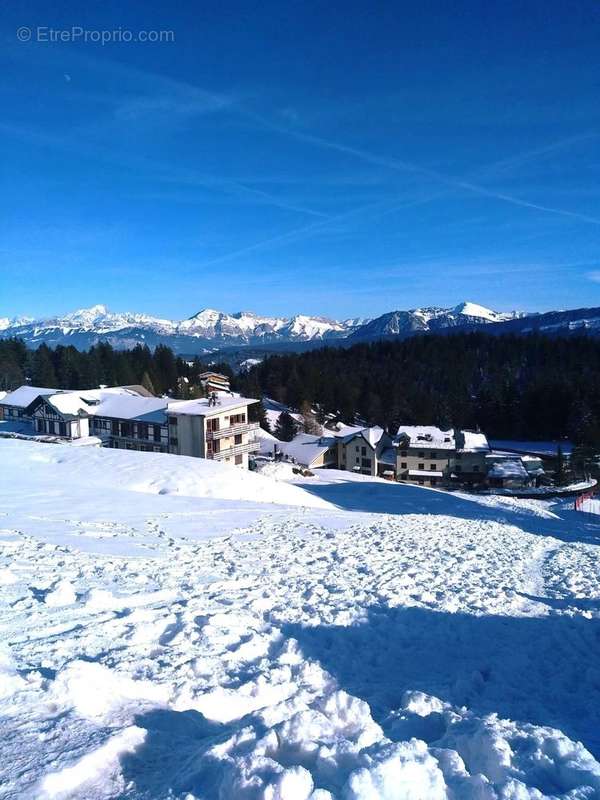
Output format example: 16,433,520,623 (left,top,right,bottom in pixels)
300,400,320,435
275,411,298,442
31,345,57,387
